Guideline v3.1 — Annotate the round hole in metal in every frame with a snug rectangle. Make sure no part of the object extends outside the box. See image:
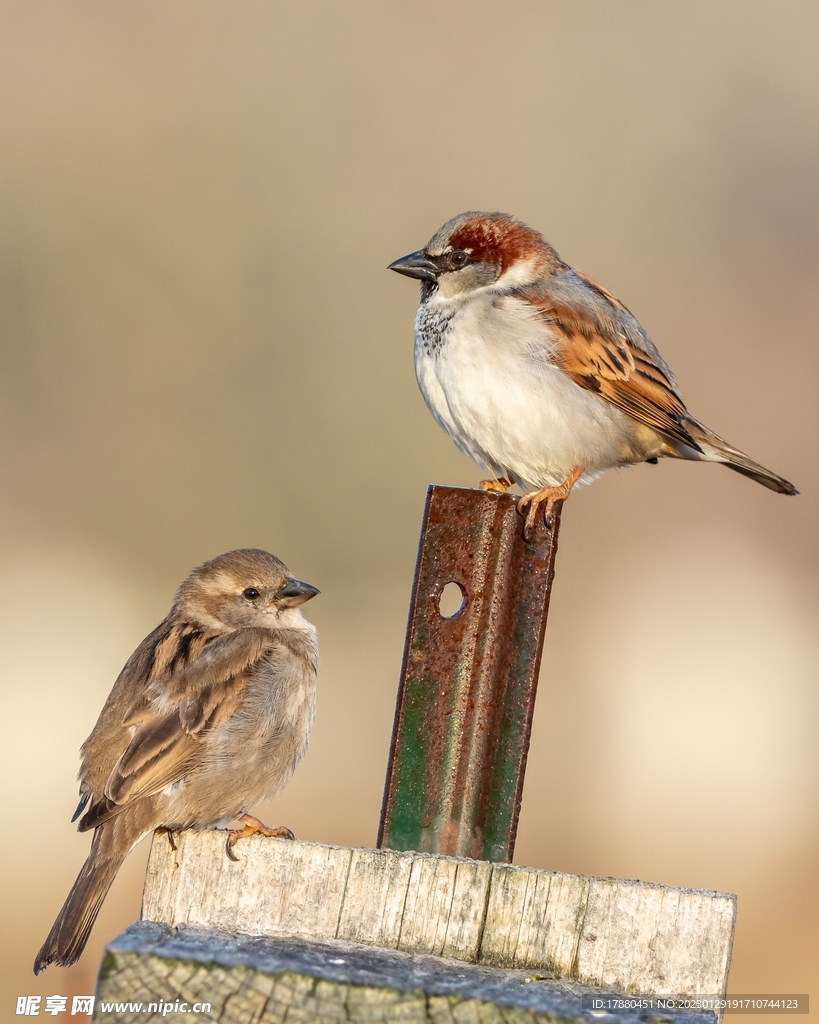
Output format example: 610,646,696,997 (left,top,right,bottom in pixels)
438,581,467,619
